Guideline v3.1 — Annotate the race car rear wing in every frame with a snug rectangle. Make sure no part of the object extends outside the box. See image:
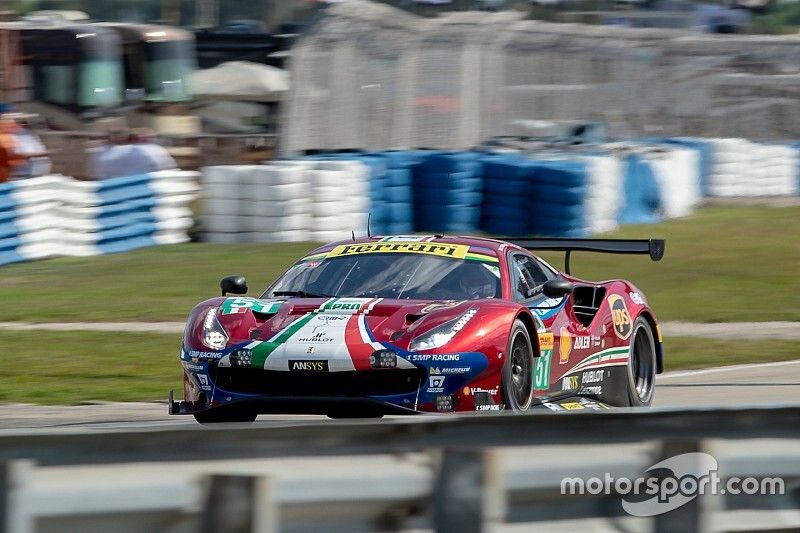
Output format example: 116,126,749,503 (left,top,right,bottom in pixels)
504,238,665,274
